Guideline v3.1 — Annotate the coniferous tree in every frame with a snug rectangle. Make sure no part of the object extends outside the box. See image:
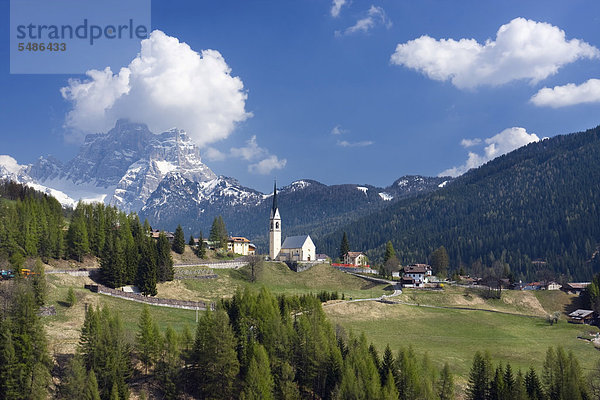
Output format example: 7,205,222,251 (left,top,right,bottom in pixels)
84,370,101,400
189,234,195,247
137,238,158,297
66,287,77,307
339,232,350,261
60,356,87,400
467,351,491,400
192,308,240,399
382,370,399,400
438,362,454,400
156,232,174,282
197,232,206,258
209,216,228,250
67,205,90,262
136,305,159,374
431,246,450,278
156,325,180,400
172,224,186,254
31,258,47,307
242,344,275,400
383,241,396,265
0,317,18,399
